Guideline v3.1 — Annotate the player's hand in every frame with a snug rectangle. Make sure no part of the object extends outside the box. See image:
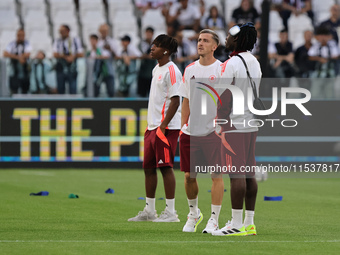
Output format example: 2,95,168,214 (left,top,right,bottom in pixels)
159,125,166,135
19,55,26,64
65,55,74,63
